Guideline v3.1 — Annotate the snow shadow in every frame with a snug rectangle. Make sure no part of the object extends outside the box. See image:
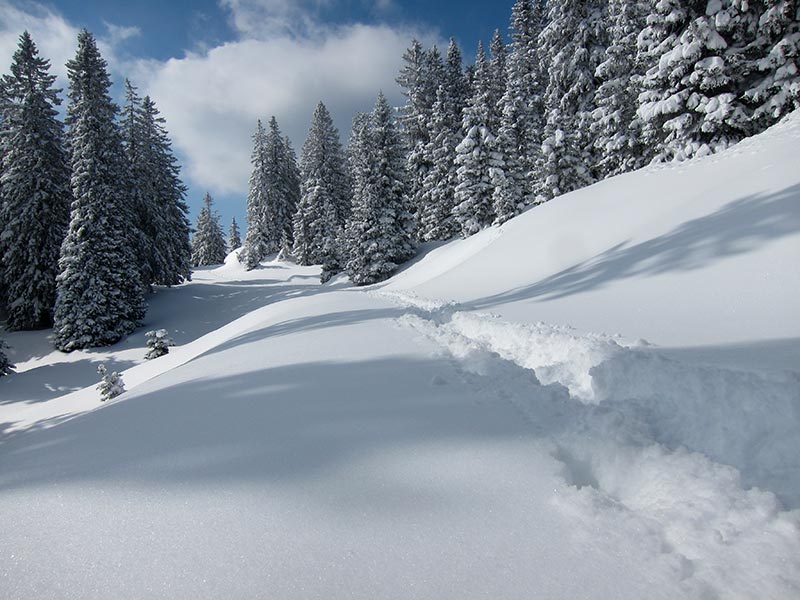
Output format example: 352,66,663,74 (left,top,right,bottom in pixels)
0,356,535,512
144,279,322,346
0,357,136,406
471,183,800,306
204,304,407,357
